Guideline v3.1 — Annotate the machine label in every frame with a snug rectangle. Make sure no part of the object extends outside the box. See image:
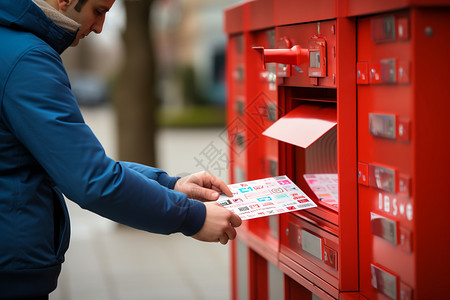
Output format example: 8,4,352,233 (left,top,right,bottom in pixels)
377,192,413,223
301,230,324,260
